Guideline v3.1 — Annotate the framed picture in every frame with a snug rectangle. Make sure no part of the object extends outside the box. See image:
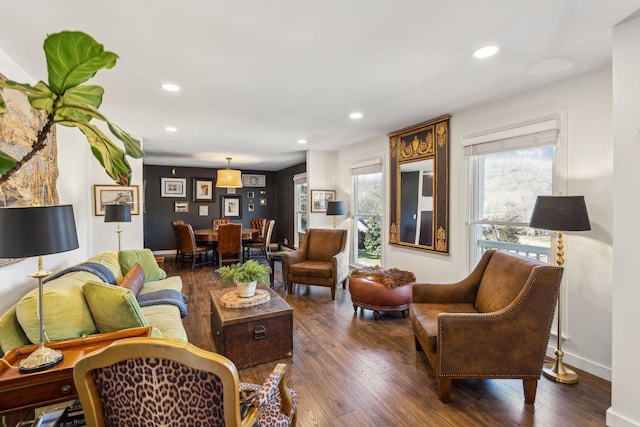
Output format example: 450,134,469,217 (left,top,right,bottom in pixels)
310,190,336,212
174,201,189,213
93,185,140,216
199,205,209,216
259,198,267,206
248,203,255,212
242,174,266,187
221,195,242,218
161,177,187,197
247,191,255,199
193,177,214,202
